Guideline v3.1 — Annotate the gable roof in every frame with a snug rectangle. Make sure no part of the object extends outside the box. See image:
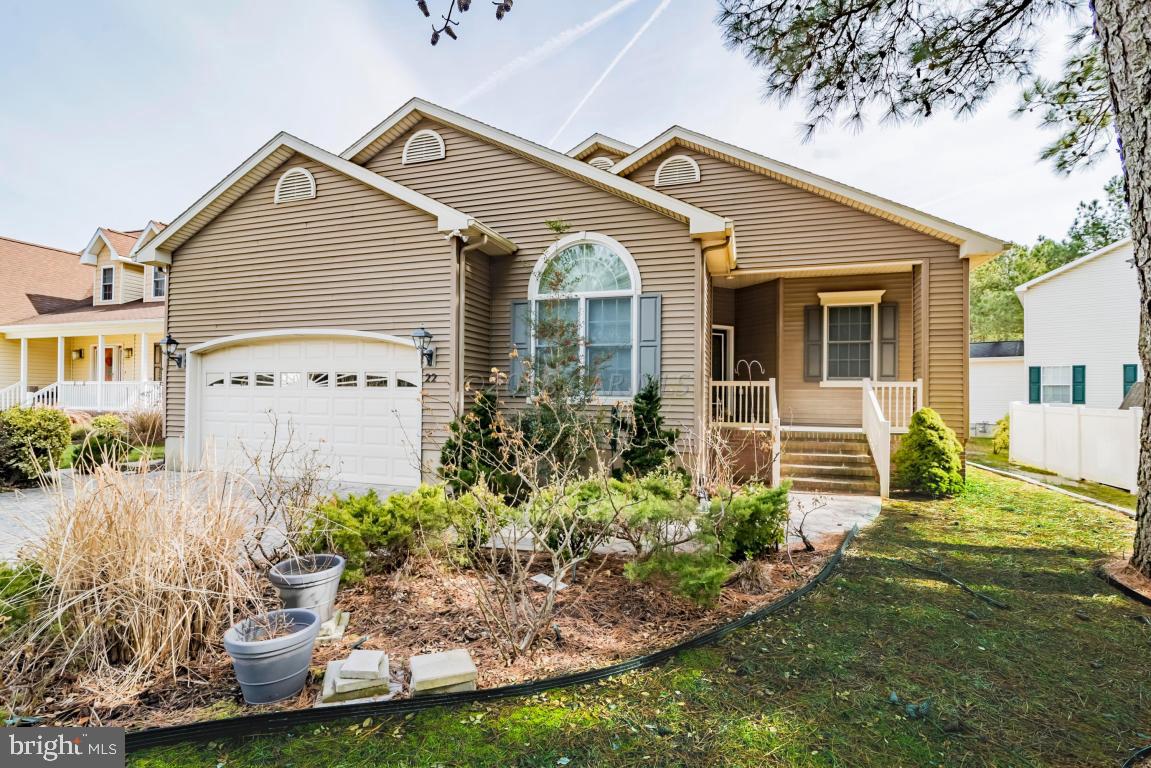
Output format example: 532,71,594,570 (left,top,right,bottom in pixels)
971,340,1024,358
340,98,731,240
1014,237,1133,295
128,220,168,259
567,133,636,161
80,227,145,266
611,126,1008,263
136,132,516,265
0,235,93,324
